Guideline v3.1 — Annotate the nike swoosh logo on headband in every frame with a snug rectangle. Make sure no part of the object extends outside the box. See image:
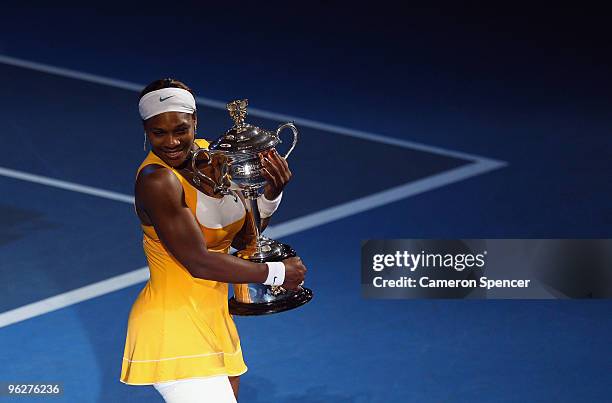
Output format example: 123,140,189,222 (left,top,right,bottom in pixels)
159,95,175,102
